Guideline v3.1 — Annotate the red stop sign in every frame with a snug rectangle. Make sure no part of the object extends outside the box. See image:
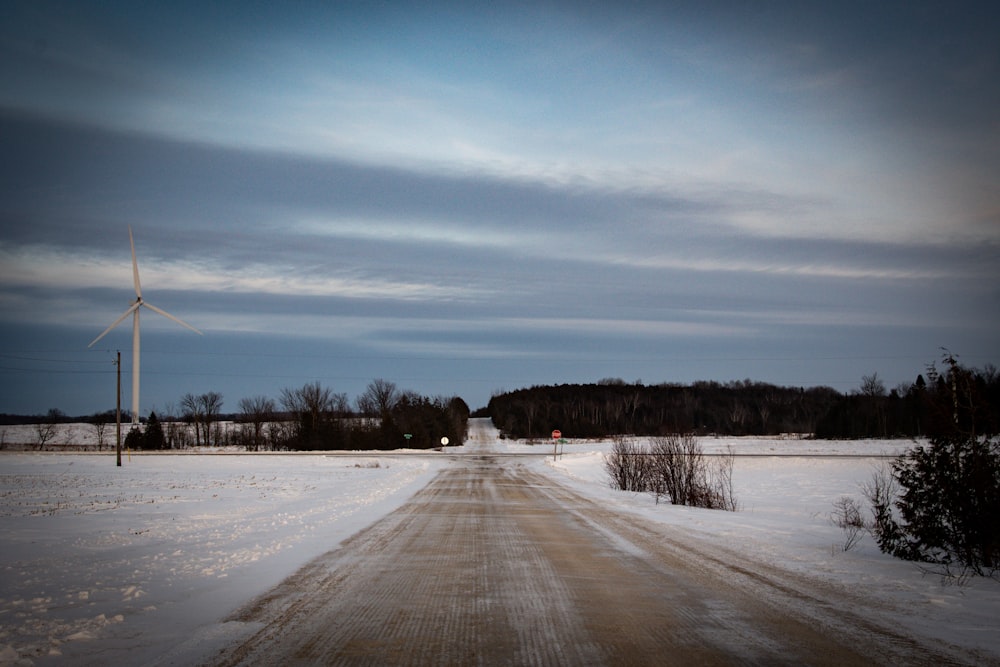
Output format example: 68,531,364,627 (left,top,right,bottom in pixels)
552,430,562,439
